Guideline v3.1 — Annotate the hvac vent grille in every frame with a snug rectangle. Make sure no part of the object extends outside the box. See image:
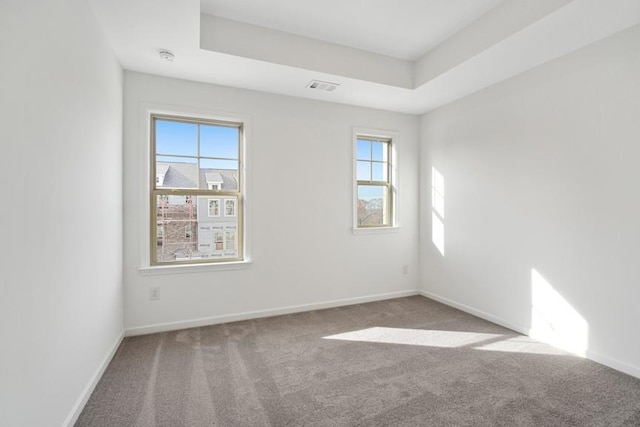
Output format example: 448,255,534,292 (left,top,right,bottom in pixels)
306,80,340,92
